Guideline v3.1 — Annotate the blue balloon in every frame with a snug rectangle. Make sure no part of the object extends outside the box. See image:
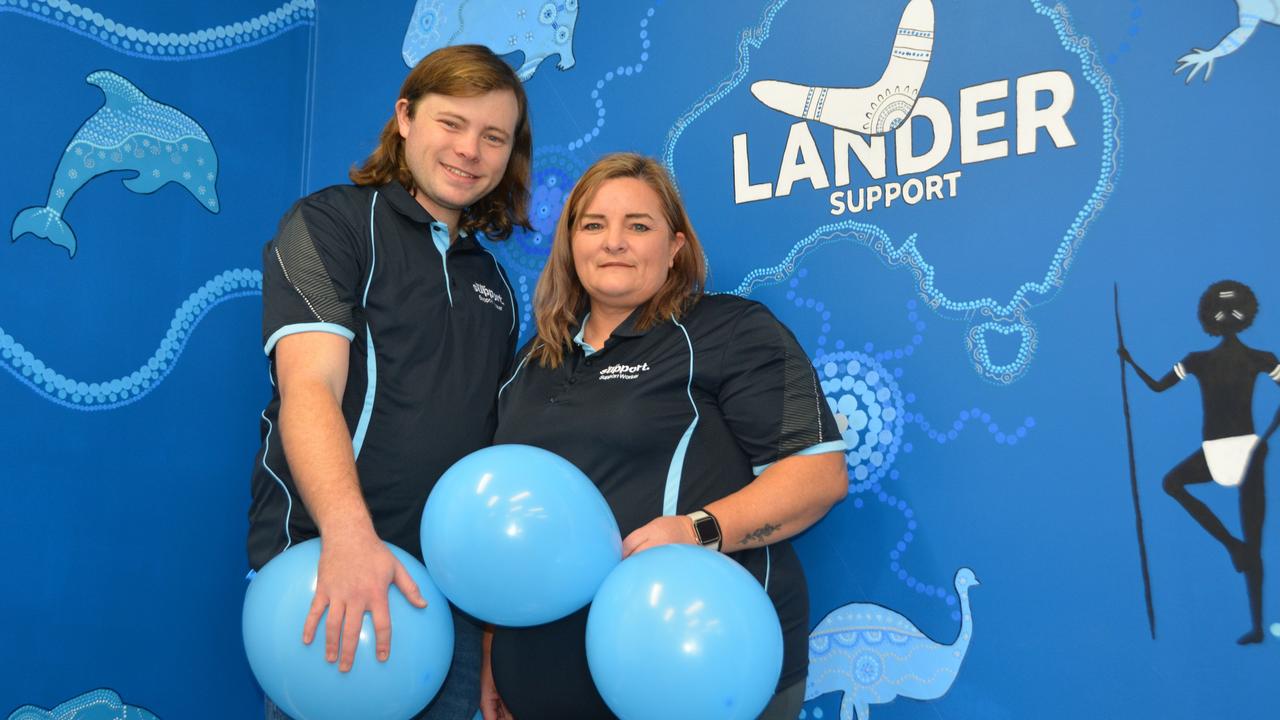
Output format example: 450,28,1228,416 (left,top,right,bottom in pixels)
586,544,783,720
420,444,621,626
242,539,454,720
